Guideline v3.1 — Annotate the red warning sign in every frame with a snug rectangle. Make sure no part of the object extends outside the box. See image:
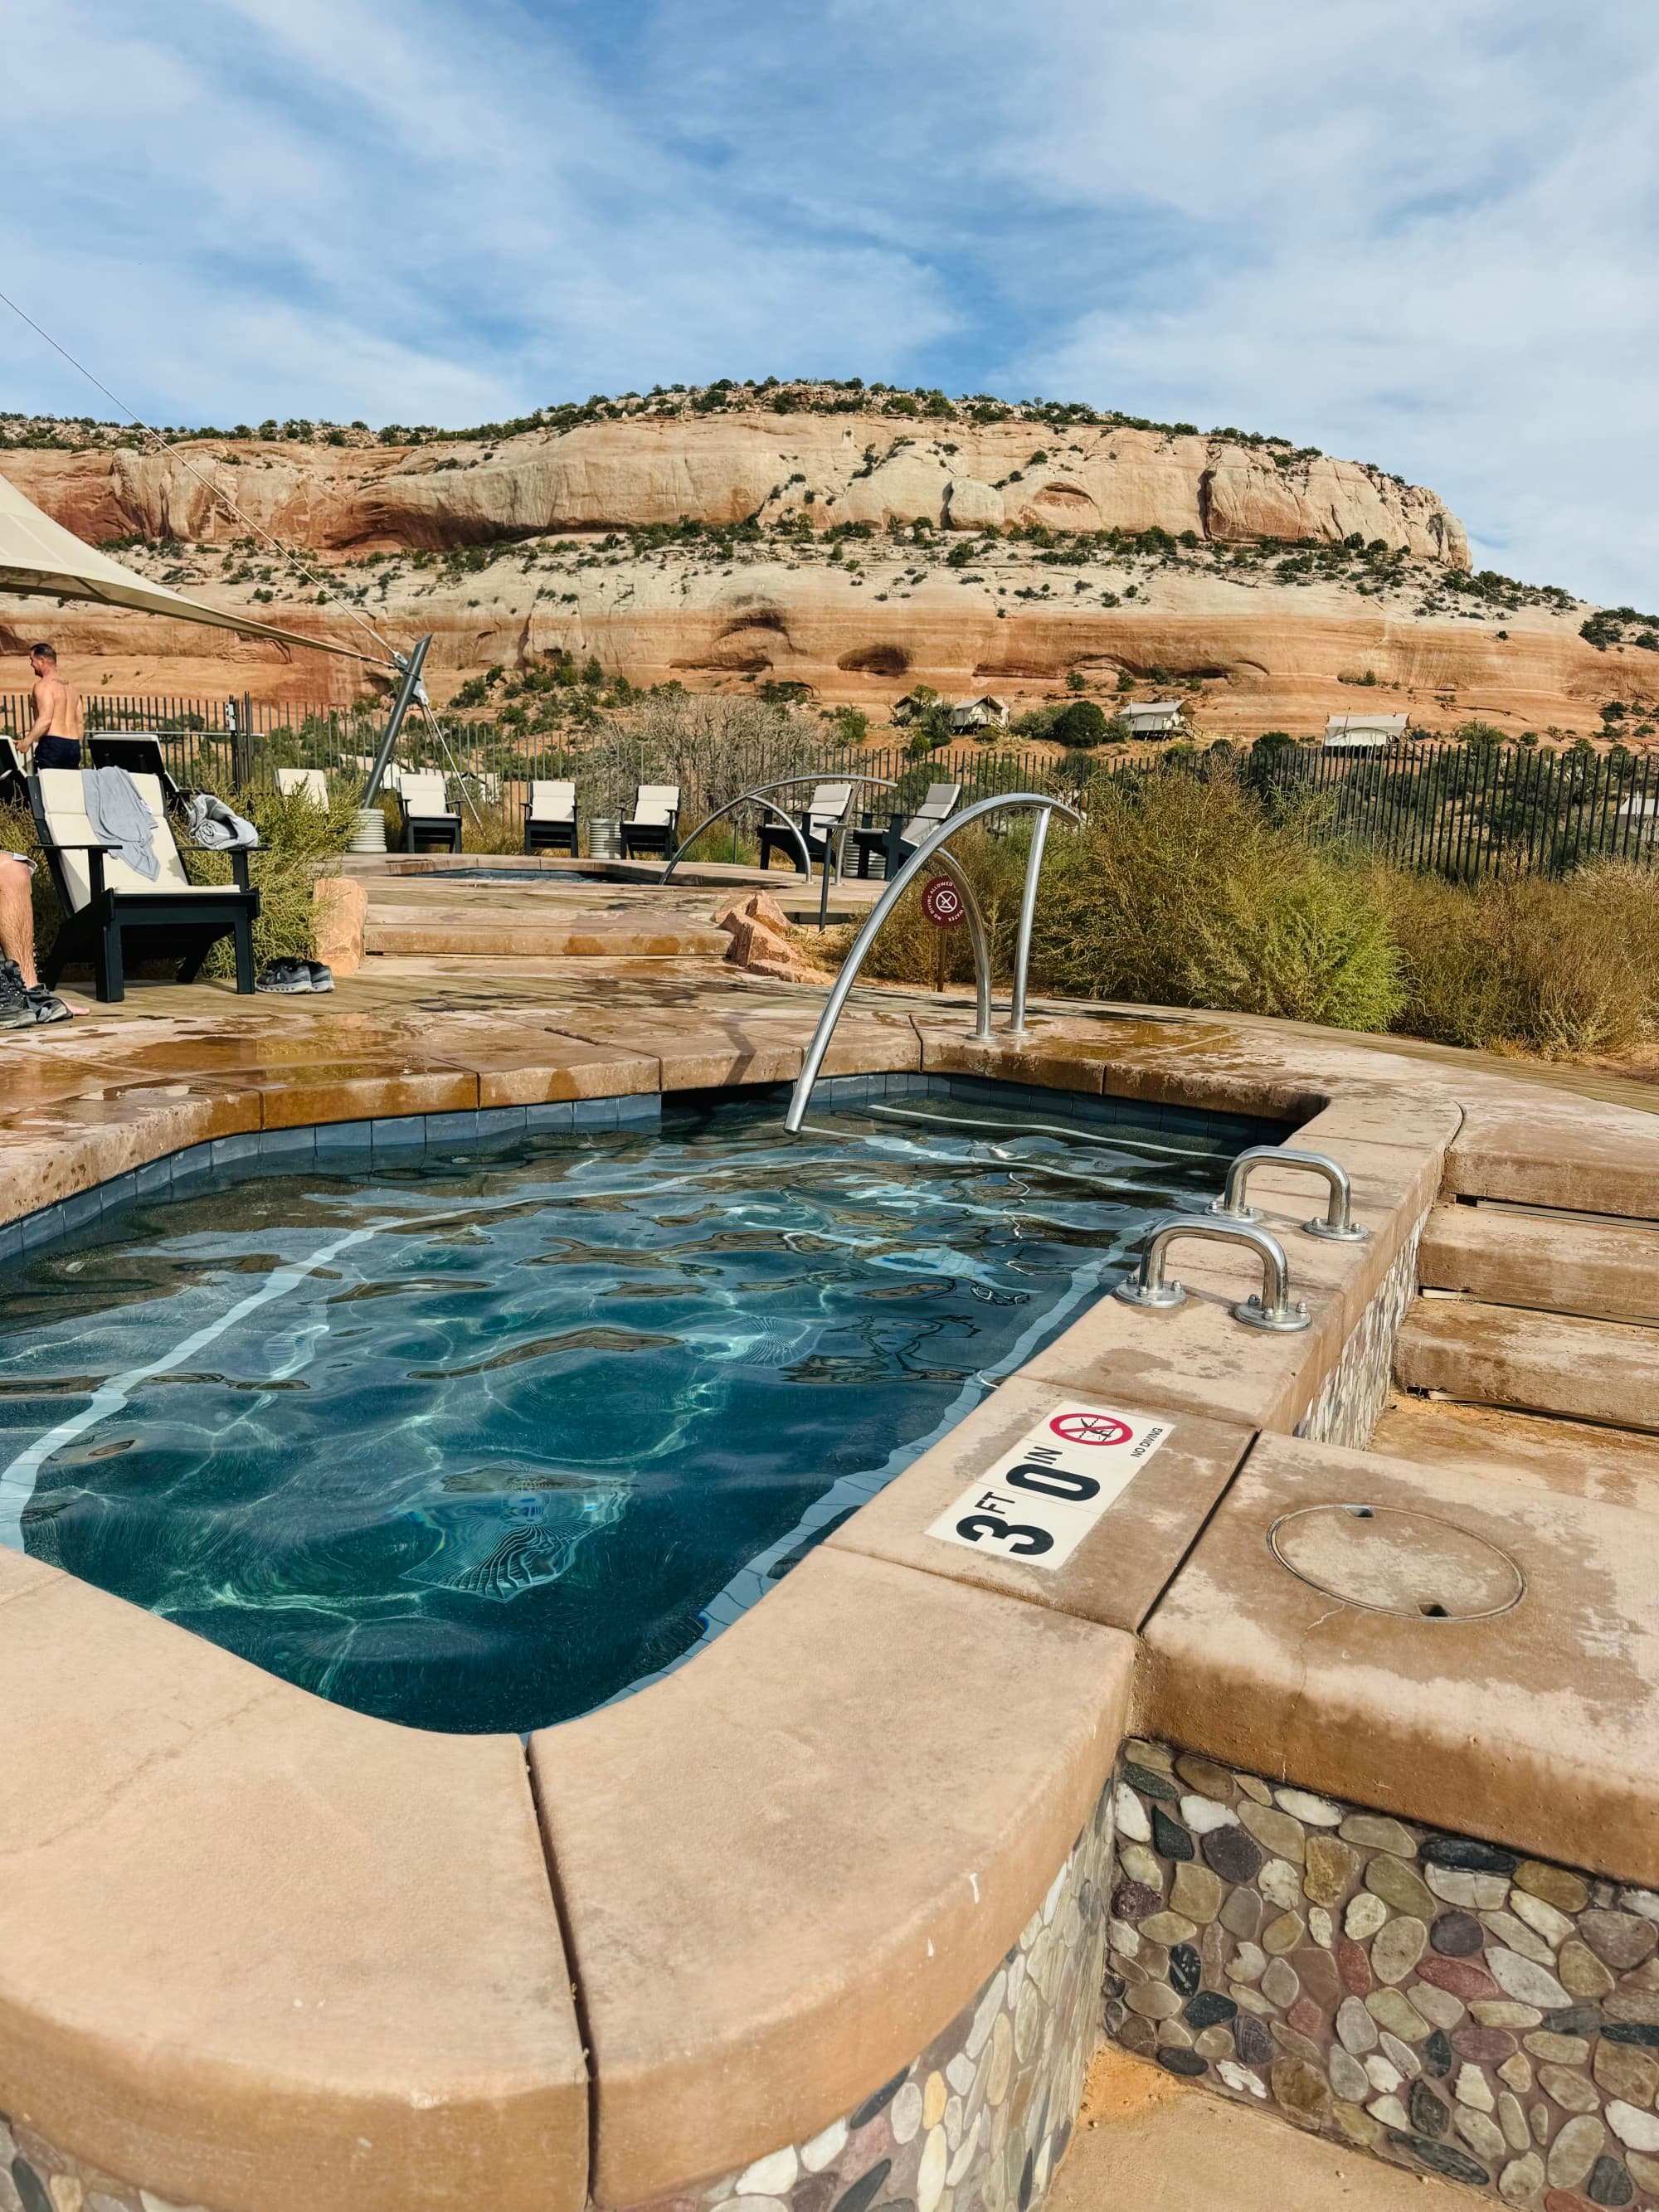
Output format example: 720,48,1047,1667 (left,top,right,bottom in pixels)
1049,1410,1133,1447
921,875,966,928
